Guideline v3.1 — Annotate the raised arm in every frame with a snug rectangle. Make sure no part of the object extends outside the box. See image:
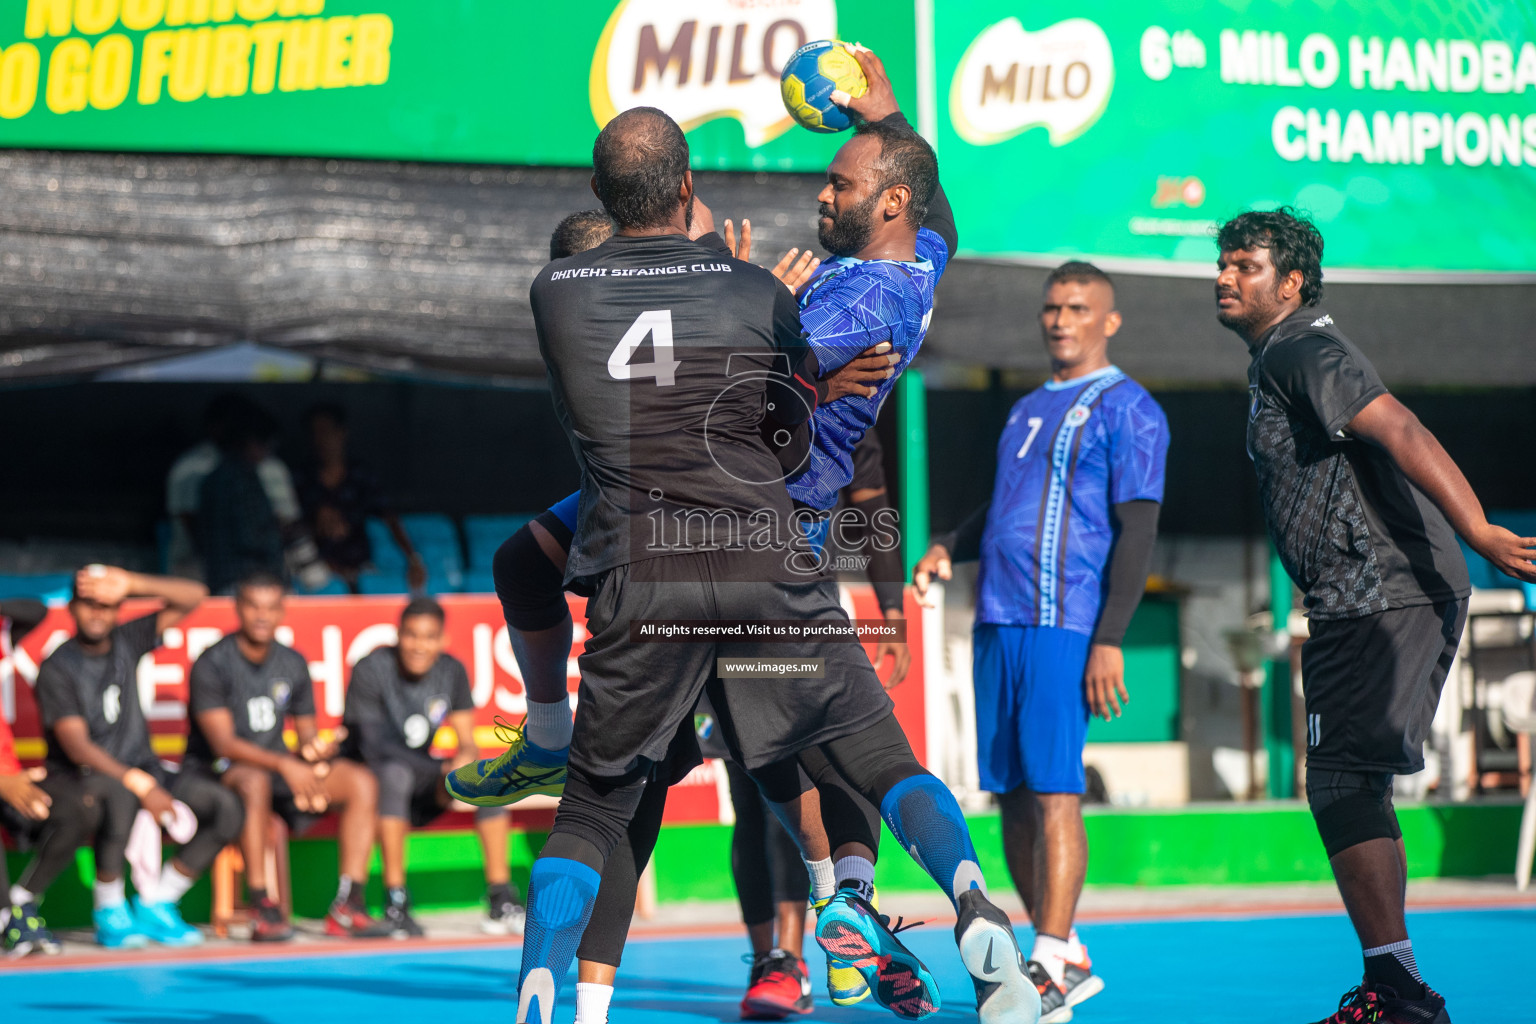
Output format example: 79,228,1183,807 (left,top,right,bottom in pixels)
74,566,207,633
1348,394,1536,582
